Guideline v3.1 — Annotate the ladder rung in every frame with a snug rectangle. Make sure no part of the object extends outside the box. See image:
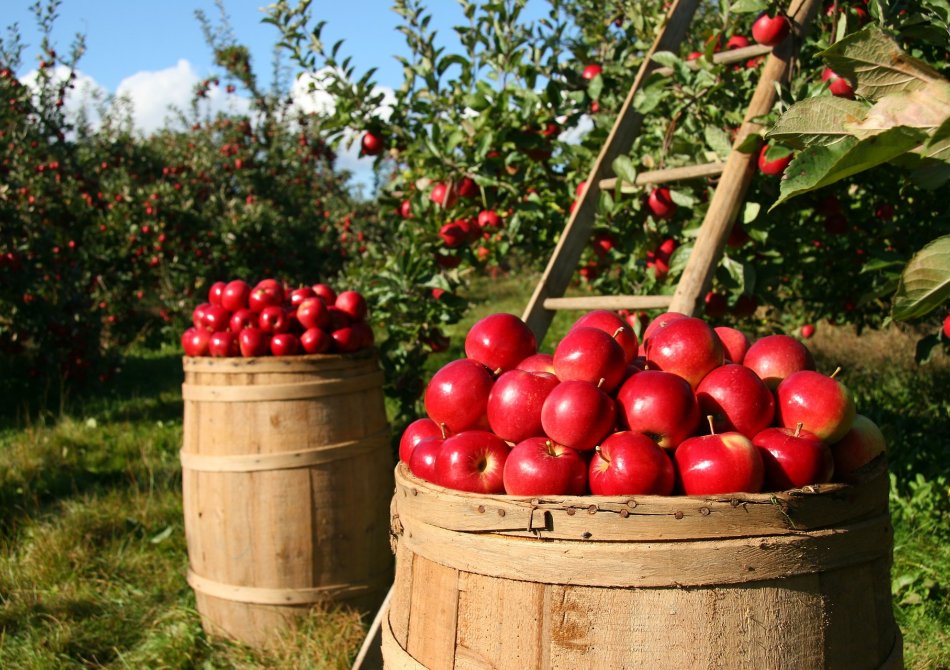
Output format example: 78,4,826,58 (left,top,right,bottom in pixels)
543,295,674,311
713,43,773,65
599,161,725,191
